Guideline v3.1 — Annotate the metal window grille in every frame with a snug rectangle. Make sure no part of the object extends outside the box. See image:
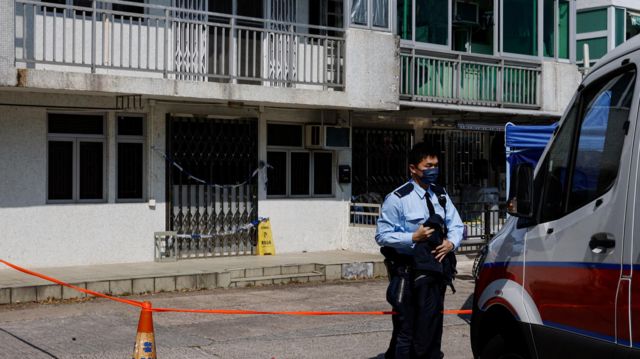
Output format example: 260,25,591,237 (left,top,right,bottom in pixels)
351,127,414,203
